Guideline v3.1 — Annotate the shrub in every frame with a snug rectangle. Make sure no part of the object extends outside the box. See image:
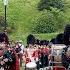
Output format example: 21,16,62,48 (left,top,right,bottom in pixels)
0,16,5,31
32,11,58,33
